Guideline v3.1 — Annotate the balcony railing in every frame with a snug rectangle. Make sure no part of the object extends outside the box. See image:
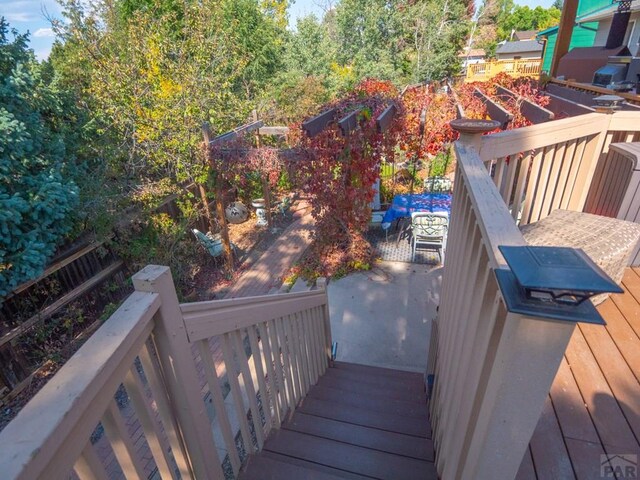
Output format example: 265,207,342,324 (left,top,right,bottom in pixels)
430,109,640,479
465,58,542,83
0,266,331,479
